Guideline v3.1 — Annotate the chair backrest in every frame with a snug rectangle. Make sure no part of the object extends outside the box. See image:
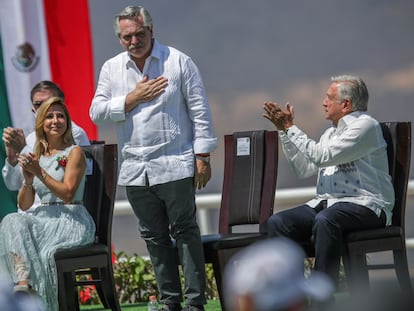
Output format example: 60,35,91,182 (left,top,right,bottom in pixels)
218,130,278,234
81,144,118,246
380,122,411,228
